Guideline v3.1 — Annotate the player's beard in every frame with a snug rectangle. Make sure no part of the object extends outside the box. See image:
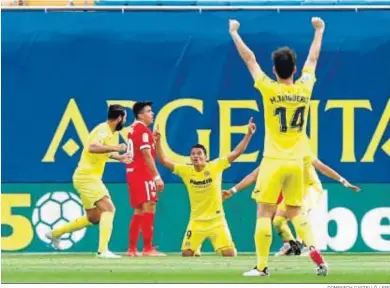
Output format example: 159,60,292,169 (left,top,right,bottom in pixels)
115,121,125,131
